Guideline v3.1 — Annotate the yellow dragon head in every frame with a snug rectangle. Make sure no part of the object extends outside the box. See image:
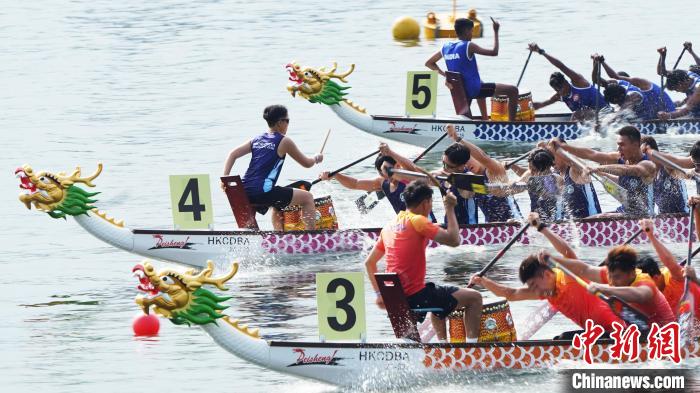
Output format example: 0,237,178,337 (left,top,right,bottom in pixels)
16,163,102,219
286,61,355,105
133,260,238,325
